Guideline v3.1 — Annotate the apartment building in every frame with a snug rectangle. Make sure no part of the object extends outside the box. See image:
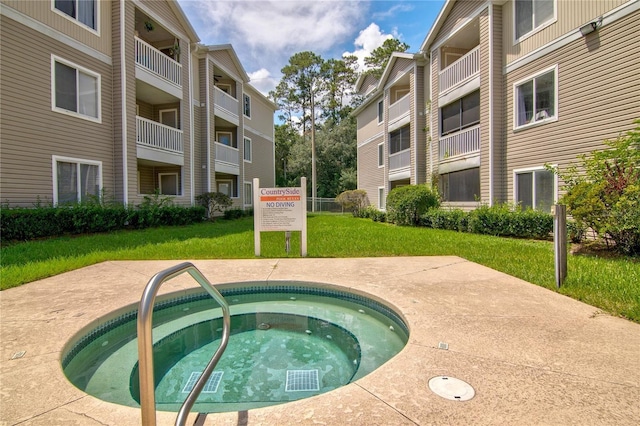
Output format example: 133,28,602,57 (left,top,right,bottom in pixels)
355,0,639,212
0,0,275,209
353,53,428,210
